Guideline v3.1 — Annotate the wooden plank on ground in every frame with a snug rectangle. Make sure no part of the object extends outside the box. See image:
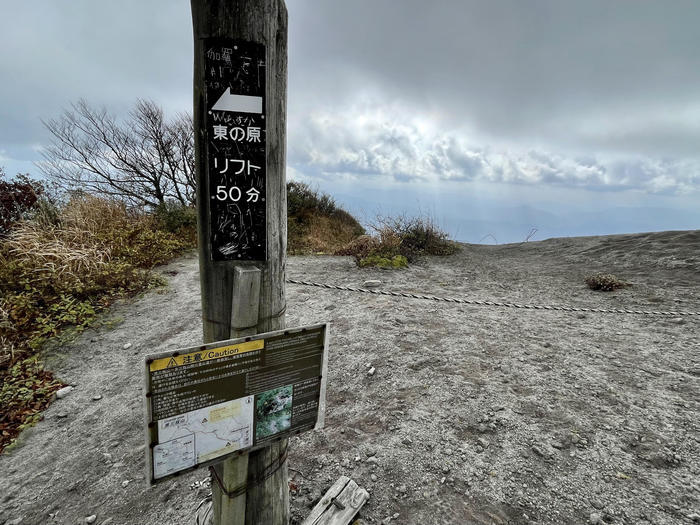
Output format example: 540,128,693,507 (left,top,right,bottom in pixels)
301,476,370,525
